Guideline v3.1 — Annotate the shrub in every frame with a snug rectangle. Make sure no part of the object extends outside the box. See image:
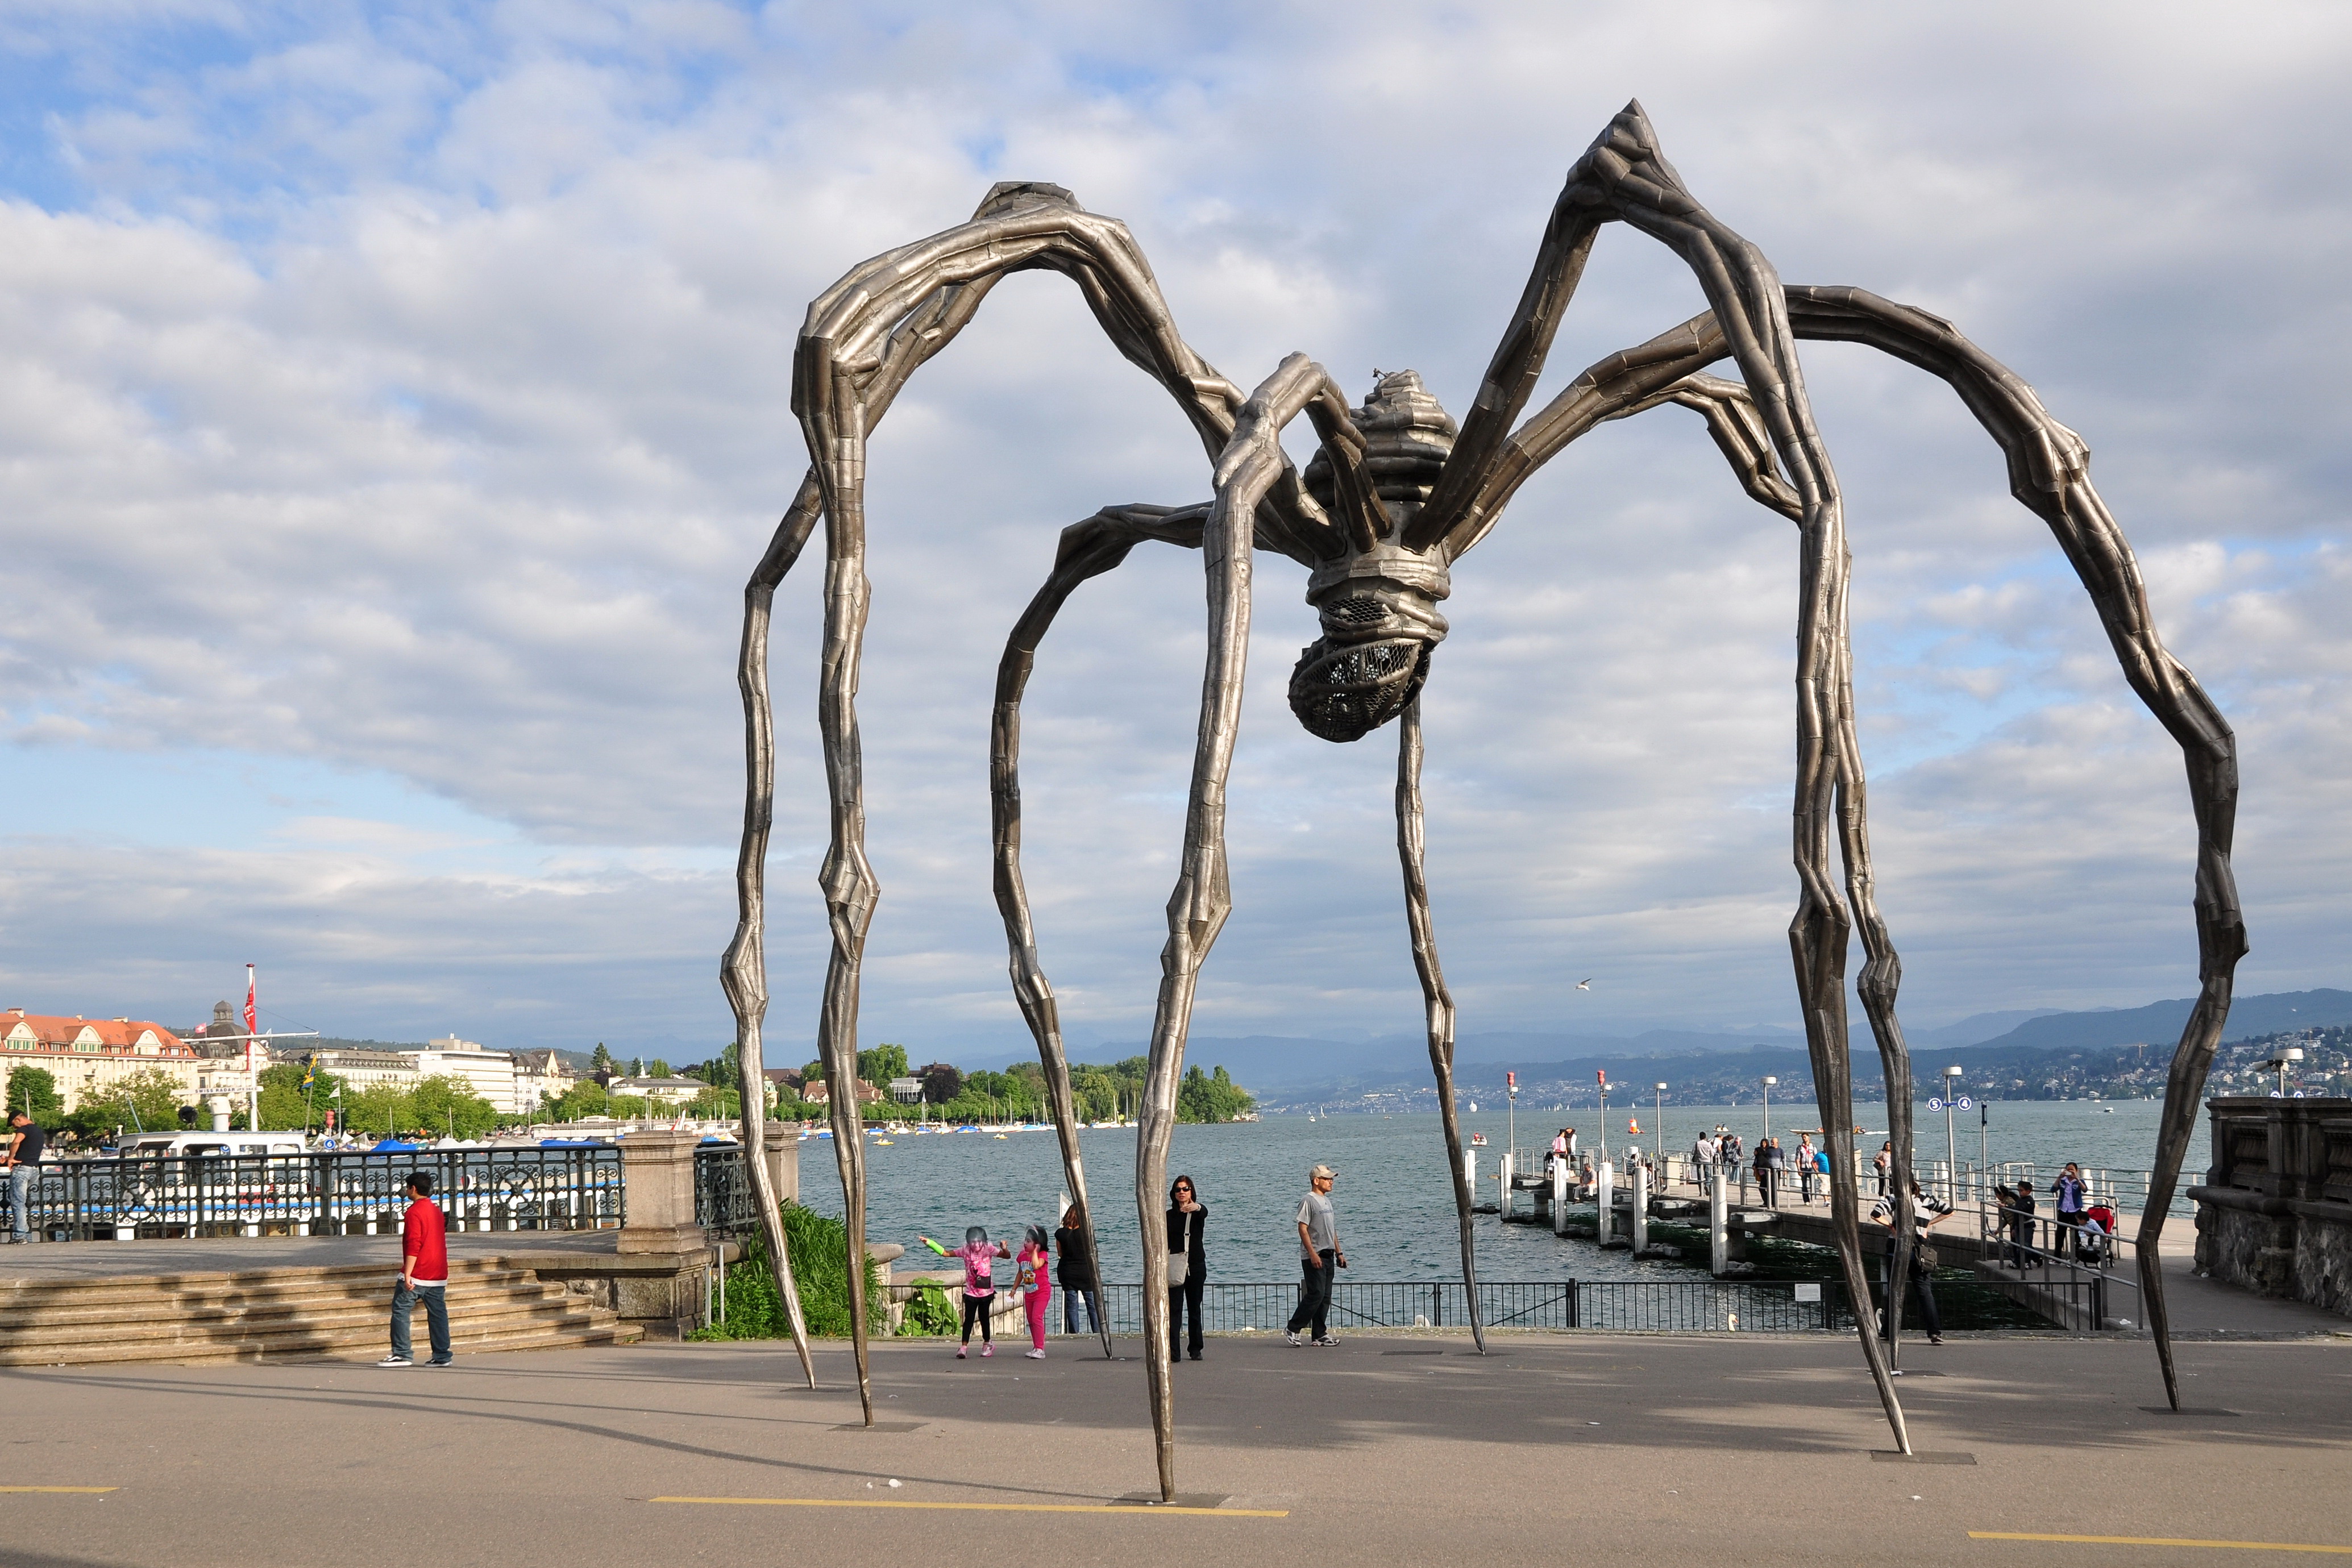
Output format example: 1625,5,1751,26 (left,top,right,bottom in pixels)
692,1203,884,1341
